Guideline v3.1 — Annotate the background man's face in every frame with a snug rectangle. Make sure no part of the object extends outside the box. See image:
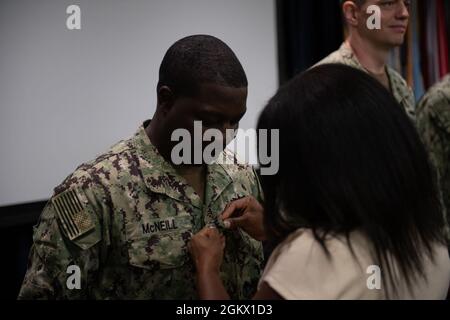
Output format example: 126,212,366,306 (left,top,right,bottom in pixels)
356,0,410,49
164,84,247,164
